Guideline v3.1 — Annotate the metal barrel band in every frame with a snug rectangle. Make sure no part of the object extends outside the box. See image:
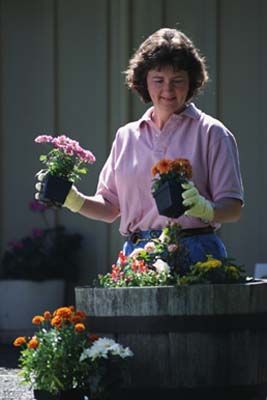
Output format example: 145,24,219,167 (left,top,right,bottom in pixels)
87,312,267,334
